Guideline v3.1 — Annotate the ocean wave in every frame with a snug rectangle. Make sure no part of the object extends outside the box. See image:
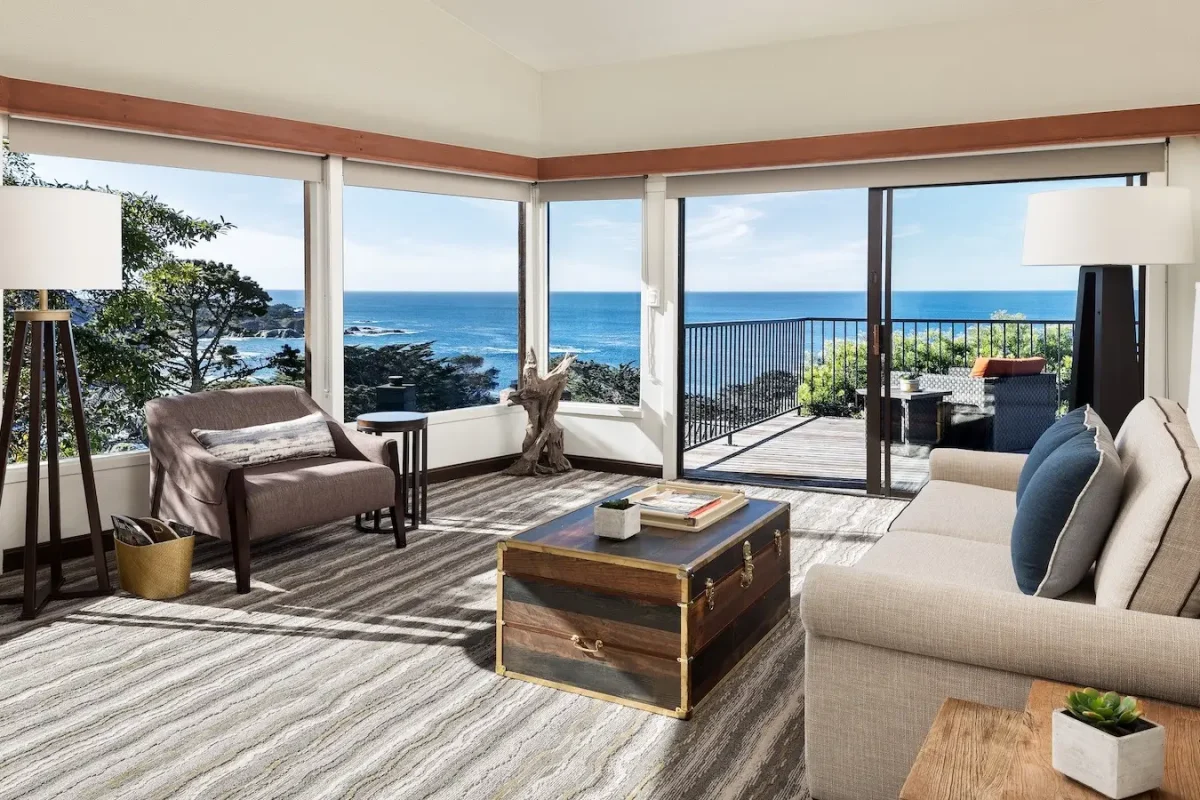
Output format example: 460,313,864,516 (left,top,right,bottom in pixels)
549,345,598,354
479,347,520,354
